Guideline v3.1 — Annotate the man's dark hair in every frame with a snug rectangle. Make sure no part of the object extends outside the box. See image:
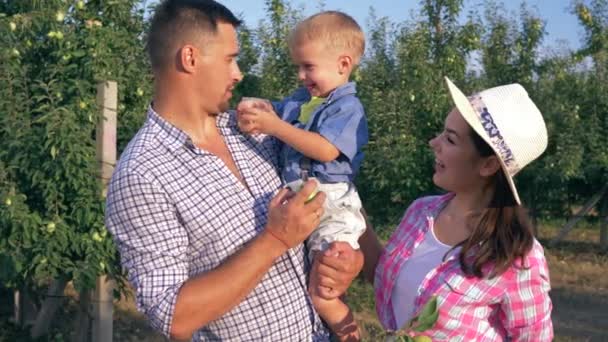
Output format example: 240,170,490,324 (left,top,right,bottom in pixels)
147,0,241,71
